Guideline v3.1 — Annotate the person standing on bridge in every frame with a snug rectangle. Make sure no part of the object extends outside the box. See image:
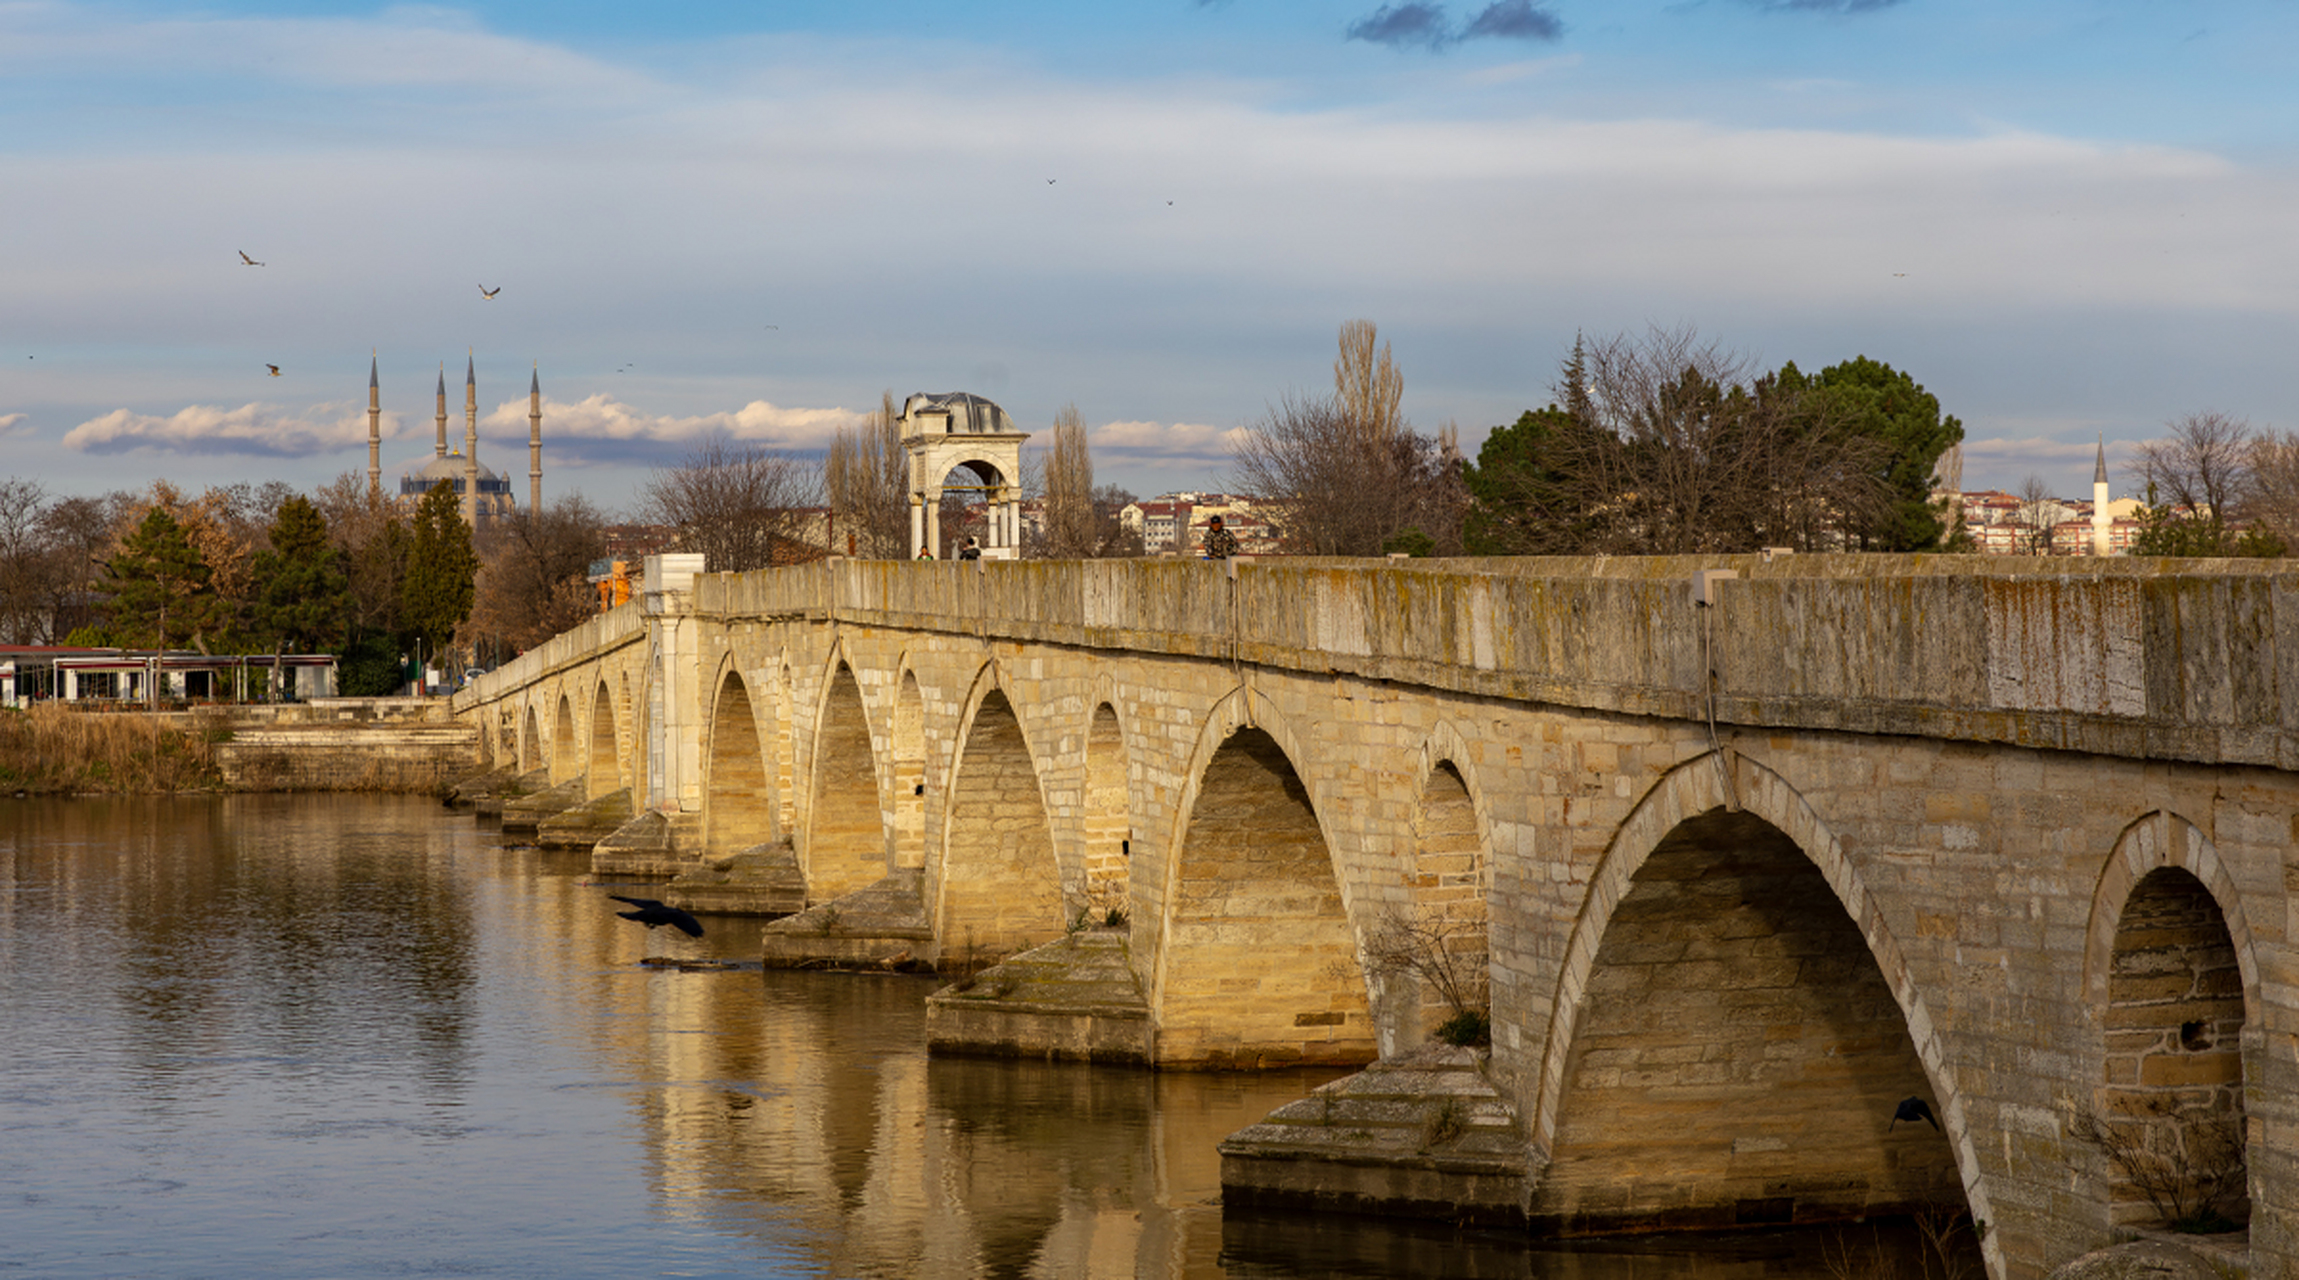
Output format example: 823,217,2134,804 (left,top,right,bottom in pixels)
958,537,981,561
1201,515,1238,560
916,543,934,560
